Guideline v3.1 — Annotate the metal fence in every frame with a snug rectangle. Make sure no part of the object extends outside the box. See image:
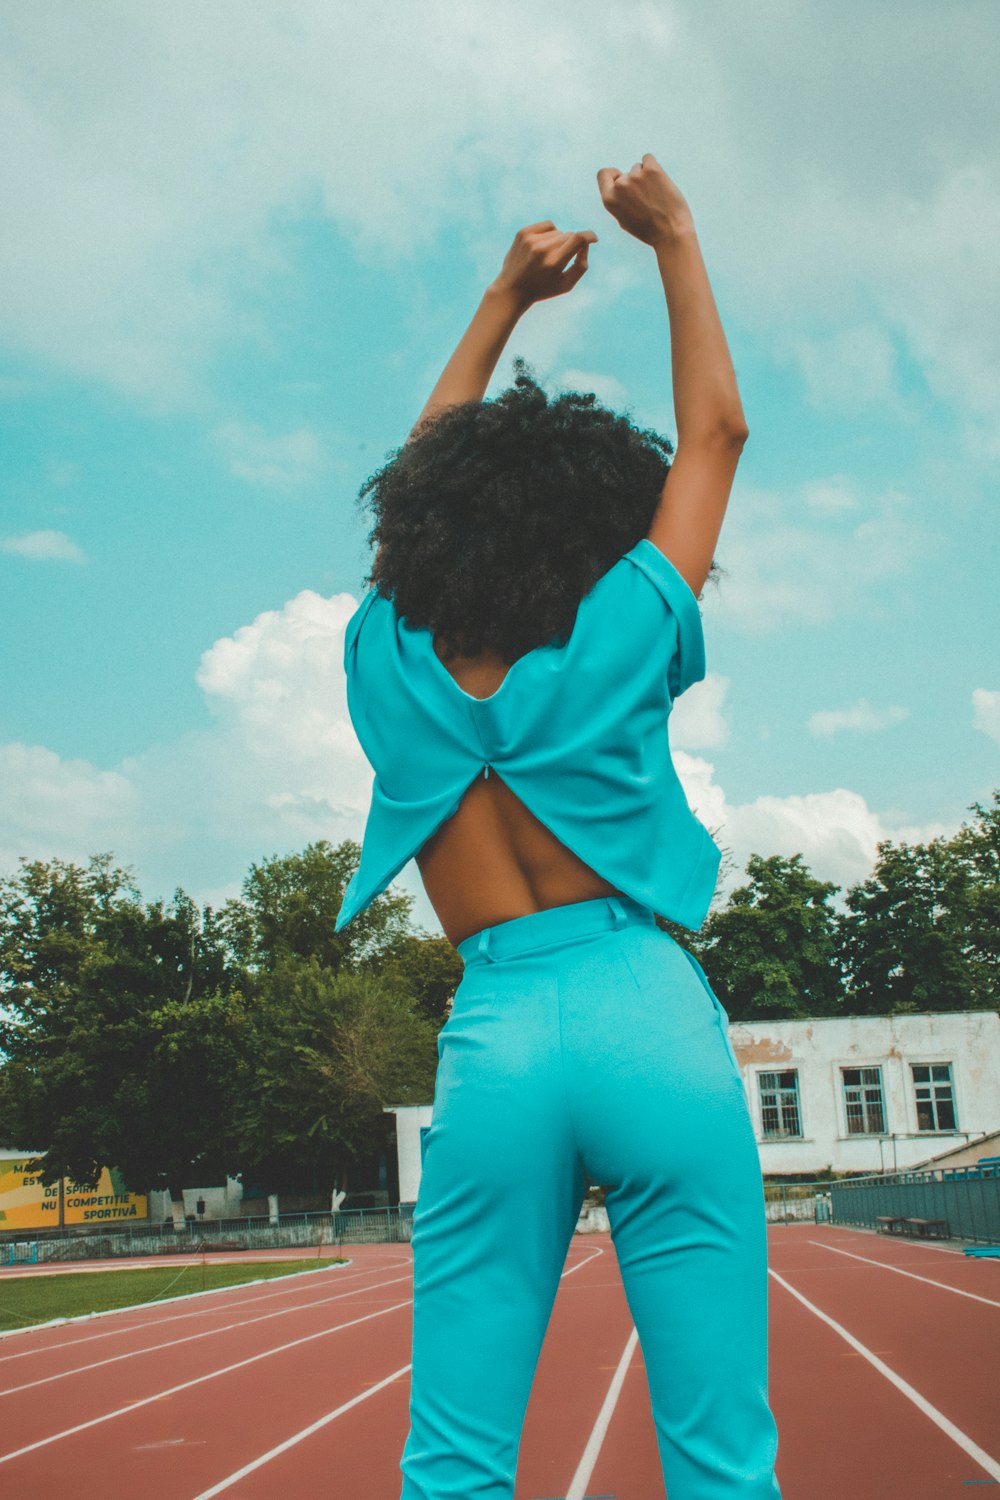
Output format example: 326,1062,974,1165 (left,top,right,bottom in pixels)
0,1206,416,1266
2,1241,39,1265
4,1169,997,1266
763,1179,834,1225
829,1166,1000,1244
